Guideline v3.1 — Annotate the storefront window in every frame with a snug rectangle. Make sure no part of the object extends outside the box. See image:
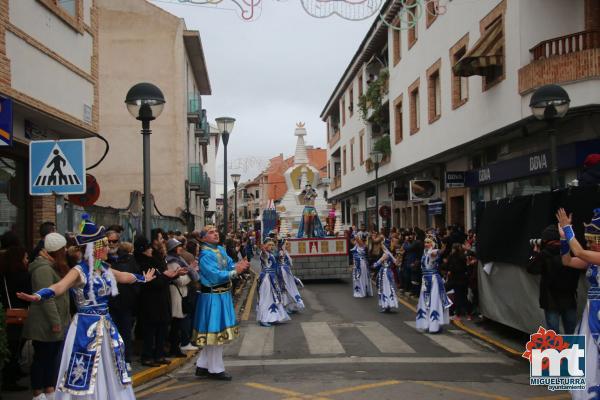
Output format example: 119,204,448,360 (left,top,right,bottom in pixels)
506,175,550,197
0,157,27,245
